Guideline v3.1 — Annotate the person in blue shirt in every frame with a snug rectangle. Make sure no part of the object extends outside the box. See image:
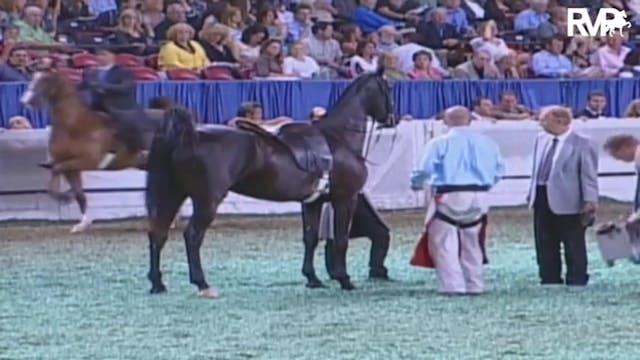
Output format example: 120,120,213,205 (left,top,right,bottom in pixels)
531,36,576,78
352,0,398,34
410,106,504,296
514,0,552,35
